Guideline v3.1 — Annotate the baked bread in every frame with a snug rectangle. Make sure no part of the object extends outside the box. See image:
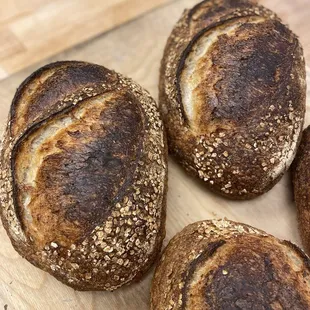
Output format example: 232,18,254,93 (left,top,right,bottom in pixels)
0,61,168,291
159,0,306,199
151,219,310,309
292,126,310,255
